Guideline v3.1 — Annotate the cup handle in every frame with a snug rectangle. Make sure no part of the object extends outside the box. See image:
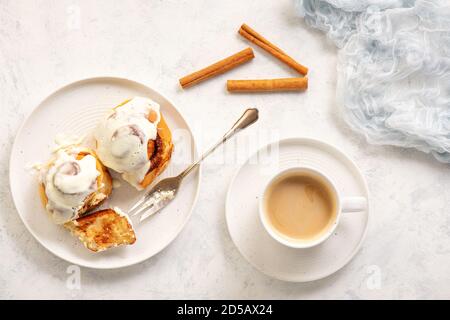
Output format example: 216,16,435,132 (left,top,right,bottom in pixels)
341,197,367,213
